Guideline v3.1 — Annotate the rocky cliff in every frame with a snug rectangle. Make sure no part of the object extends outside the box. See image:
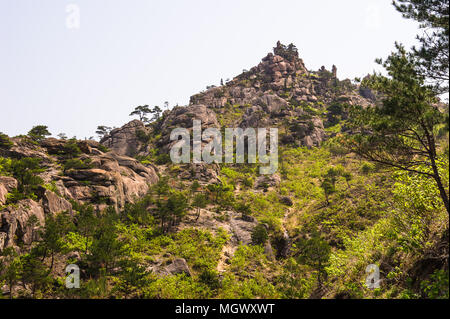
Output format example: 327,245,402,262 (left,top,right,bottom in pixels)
0,137,158,251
